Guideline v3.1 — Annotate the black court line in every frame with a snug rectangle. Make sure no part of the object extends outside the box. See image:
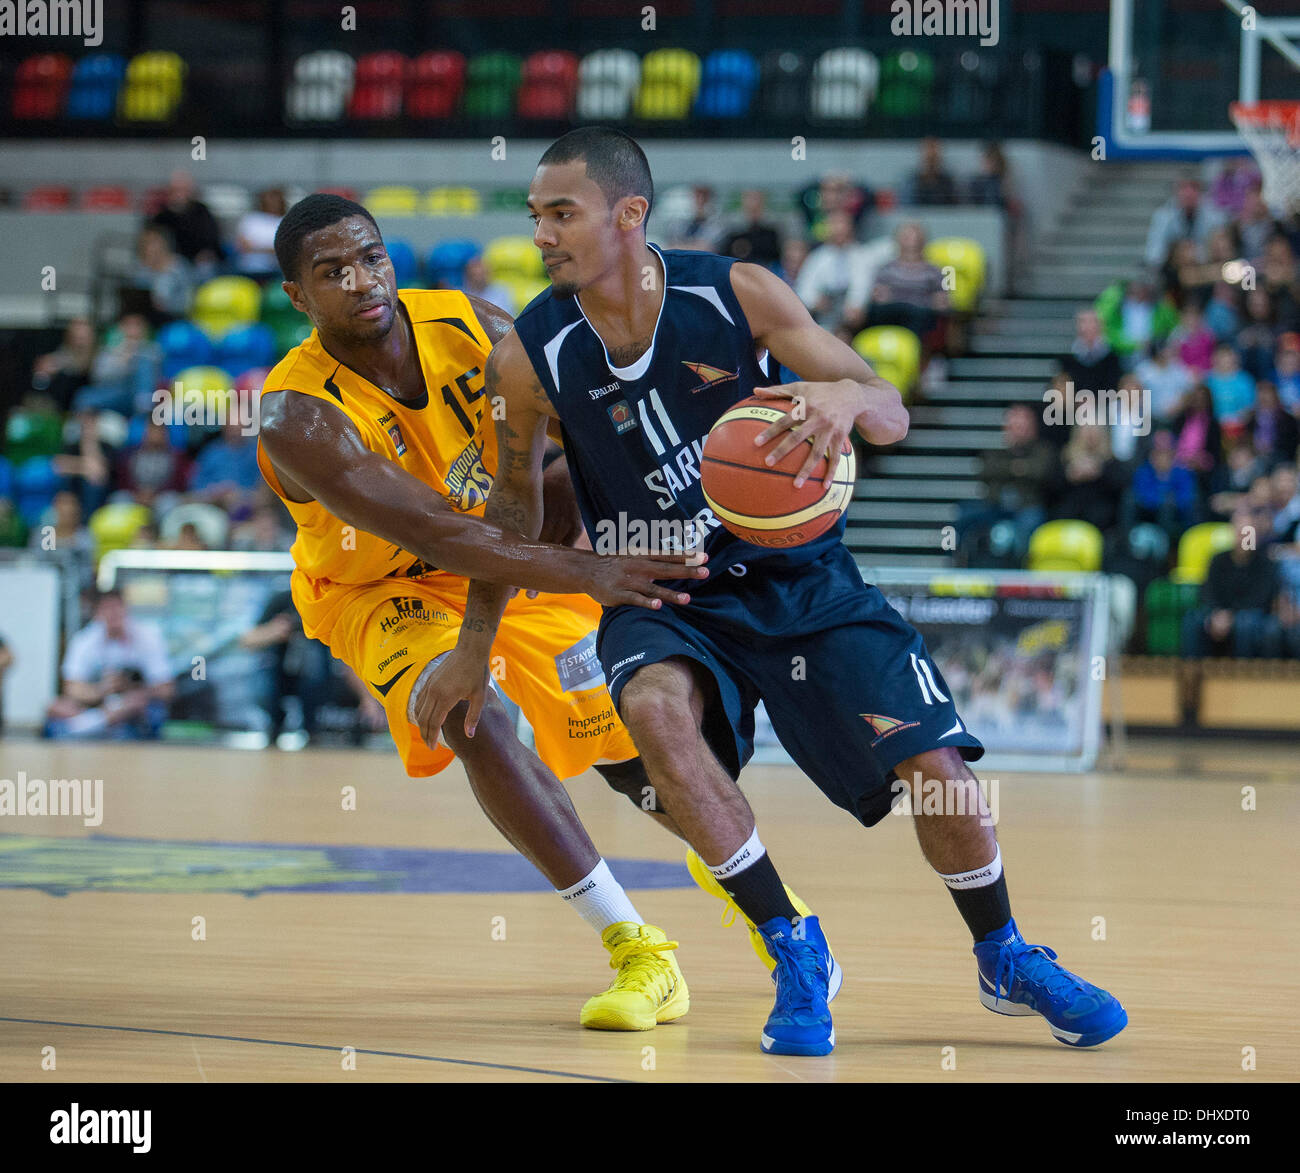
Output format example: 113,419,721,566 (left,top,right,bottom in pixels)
0,1016,629,1083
